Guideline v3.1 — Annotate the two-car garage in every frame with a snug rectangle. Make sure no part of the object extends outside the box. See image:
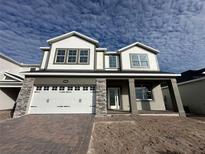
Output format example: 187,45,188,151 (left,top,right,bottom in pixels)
28,78,96,114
